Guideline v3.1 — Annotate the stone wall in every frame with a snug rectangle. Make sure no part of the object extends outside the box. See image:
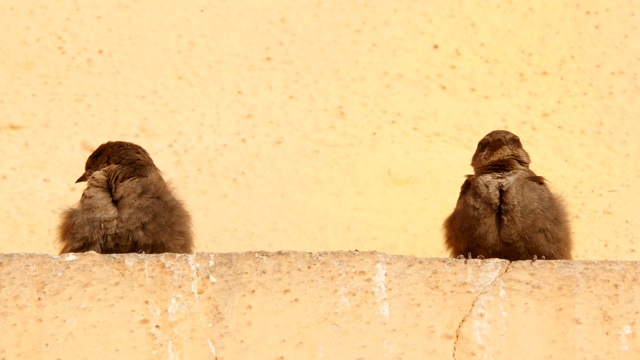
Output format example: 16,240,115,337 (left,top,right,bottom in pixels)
1,252,637,359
